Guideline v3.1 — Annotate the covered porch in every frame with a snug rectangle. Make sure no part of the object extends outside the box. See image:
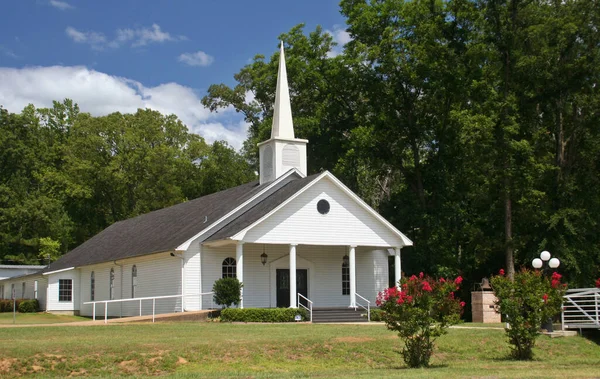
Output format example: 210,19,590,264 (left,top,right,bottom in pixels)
197,241,403,310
